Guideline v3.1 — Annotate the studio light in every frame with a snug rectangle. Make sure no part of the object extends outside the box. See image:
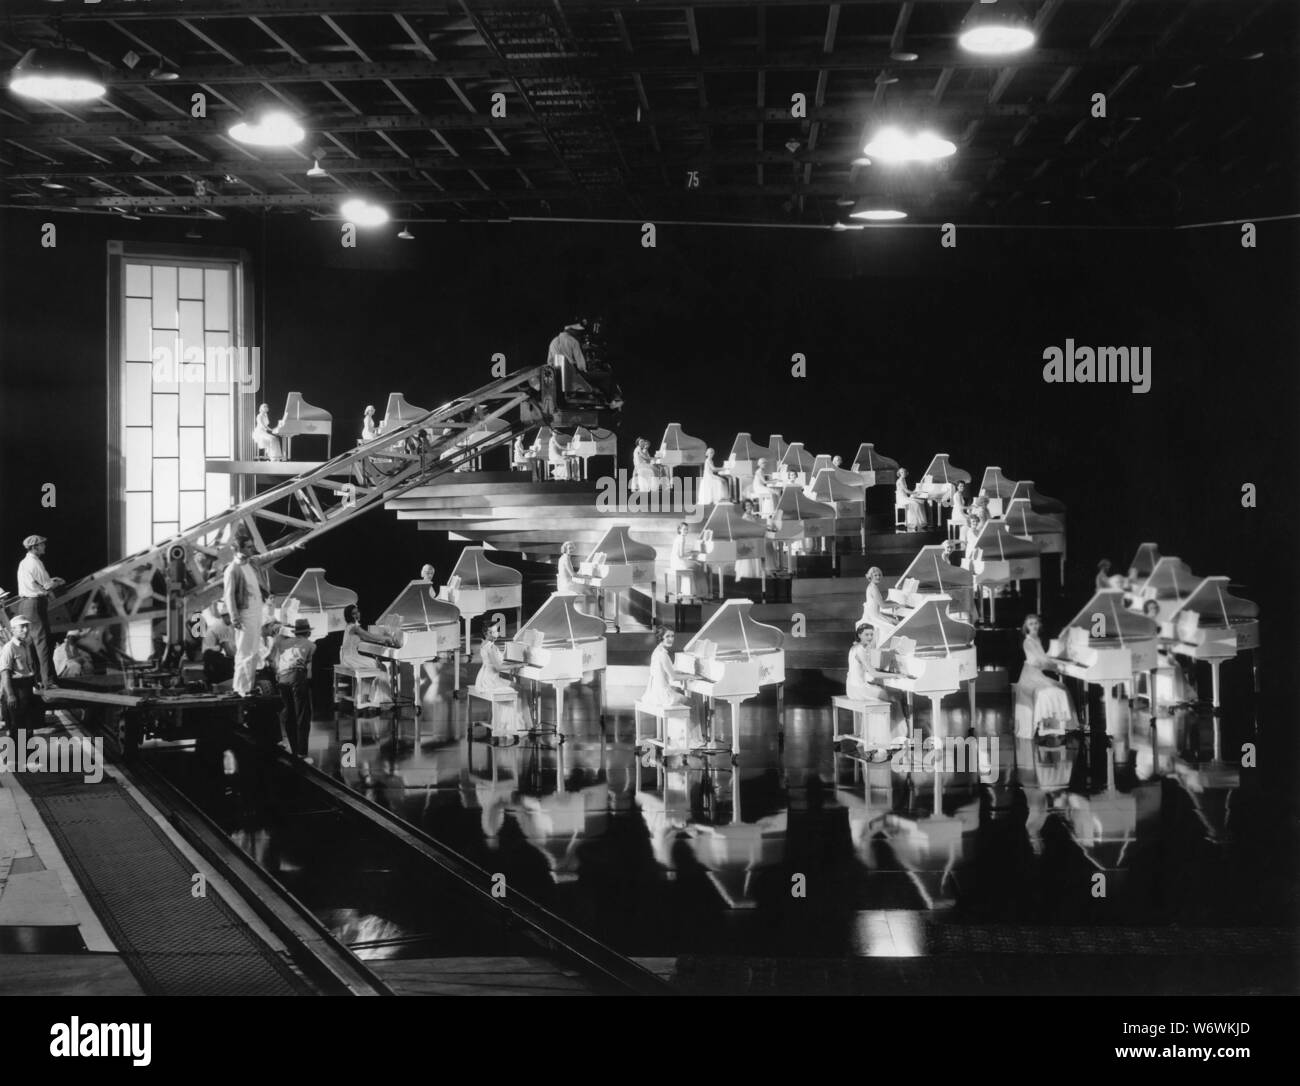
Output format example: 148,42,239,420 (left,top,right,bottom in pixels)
7,47,106,102
340,197,389,226
862,126,956,164
849,200,907,221
229,108,305,148
958,2,1036,57
397,225,414,240
306,159,327,178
